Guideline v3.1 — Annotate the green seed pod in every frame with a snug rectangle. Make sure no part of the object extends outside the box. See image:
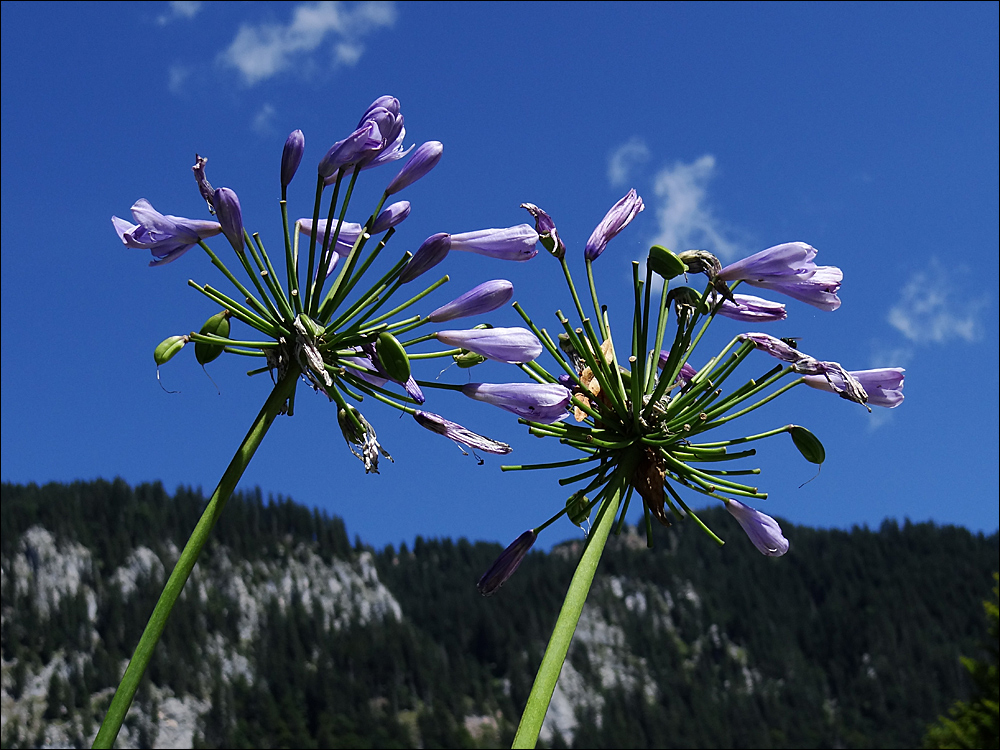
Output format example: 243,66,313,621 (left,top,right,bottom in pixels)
453,350,487,369
376,331,411,383
195,310,231,365
154,335,189,366
566,491,591,527
648,245,687,280
789,425,825,464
